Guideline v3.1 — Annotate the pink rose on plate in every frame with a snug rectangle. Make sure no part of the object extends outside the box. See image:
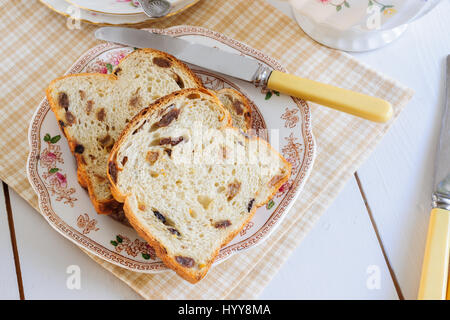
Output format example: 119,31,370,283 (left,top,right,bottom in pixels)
110,52,128,66
276,181,291,197
48,171,67,189
41,150,57,168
